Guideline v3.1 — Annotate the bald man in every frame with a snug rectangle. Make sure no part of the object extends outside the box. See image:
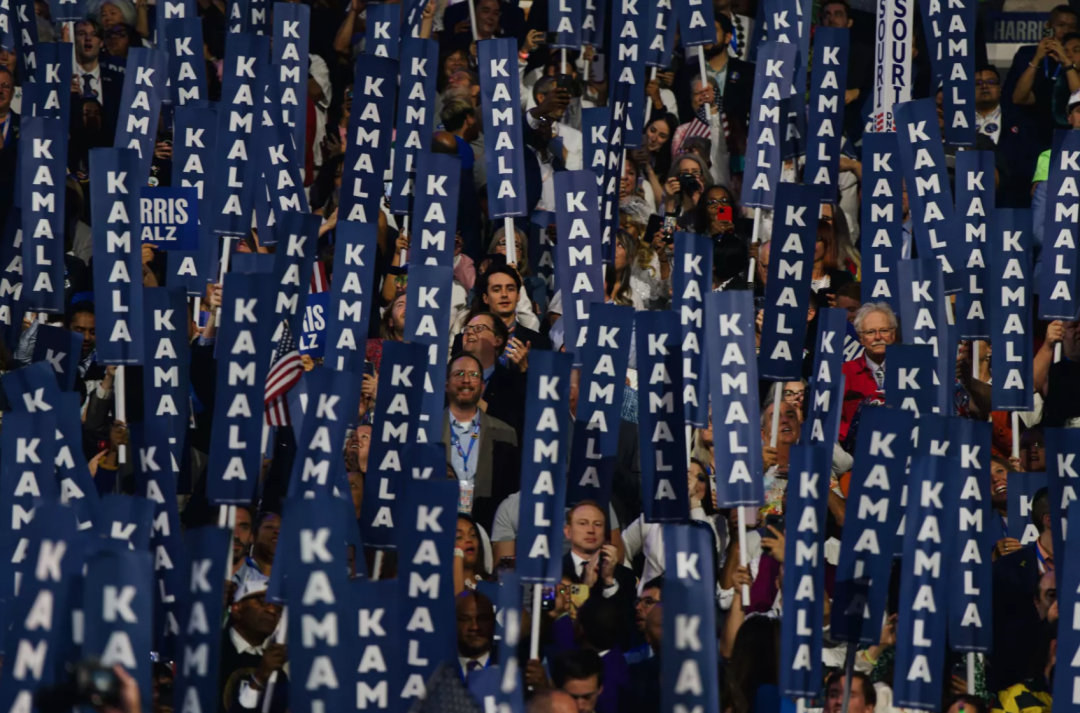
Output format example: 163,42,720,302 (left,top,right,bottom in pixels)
456,591,496,680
